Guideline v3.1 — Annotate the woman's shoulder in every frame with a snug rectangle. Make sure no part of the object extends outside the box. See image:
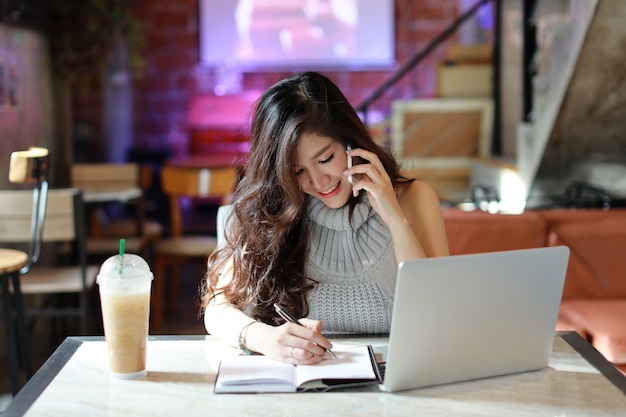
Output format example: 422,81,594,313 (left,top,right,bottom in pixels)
398,179,441,206
397,180,445,229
